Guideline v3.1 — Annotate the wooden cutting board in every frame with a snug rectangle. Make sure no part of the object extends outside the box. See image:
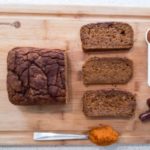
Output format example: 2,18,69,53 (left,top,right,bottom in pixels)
0,4,150,145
